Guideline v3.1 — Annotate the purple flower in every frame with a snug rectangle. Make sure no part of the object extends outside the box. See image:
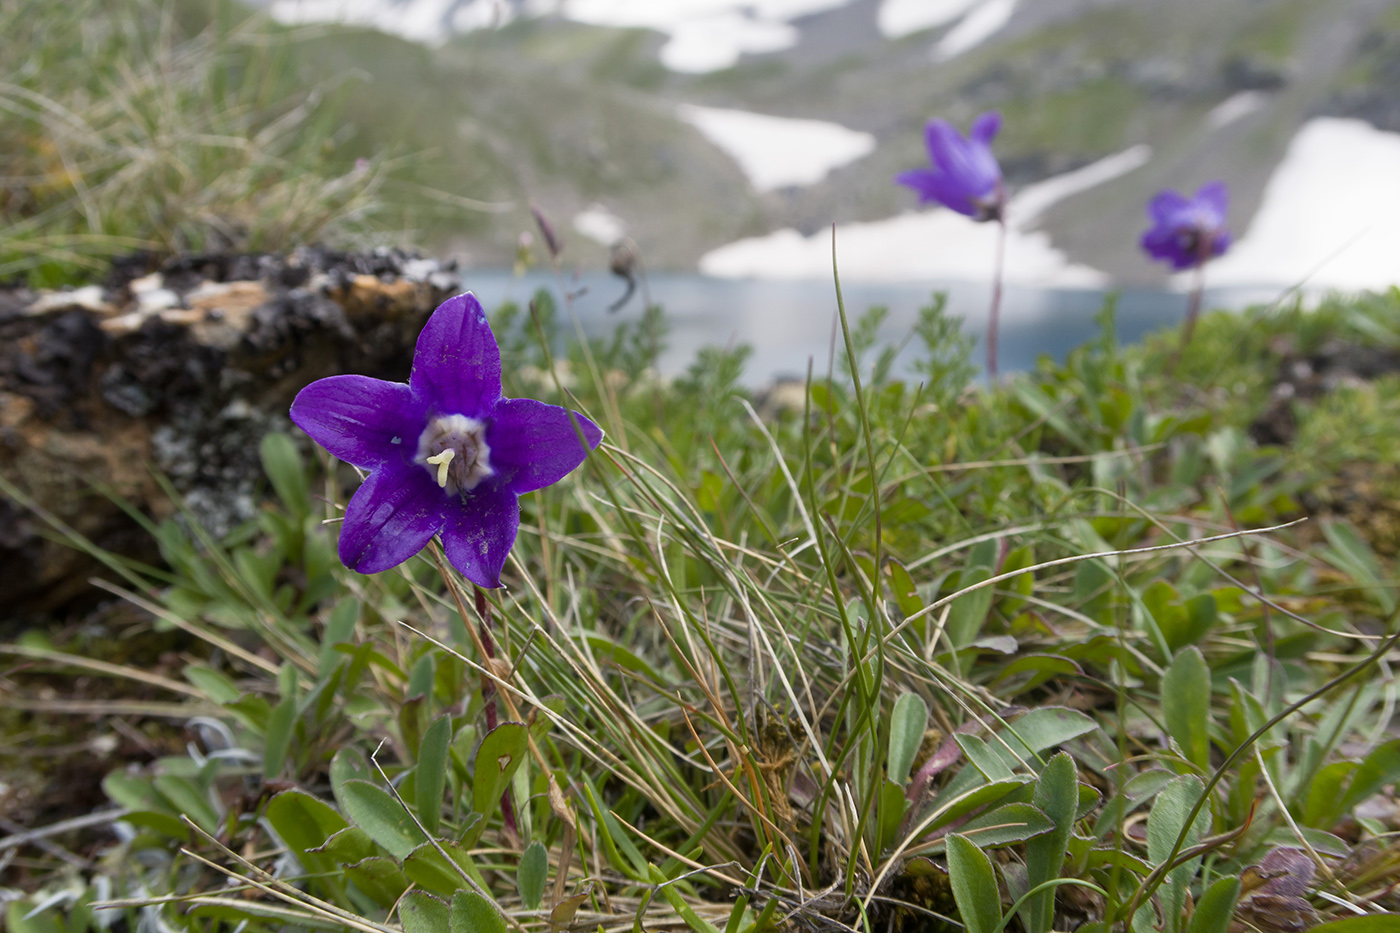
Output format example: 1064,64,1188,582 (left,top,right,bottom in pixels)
895,111,1005,221
1141,181,1232,270
290,292,602,588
